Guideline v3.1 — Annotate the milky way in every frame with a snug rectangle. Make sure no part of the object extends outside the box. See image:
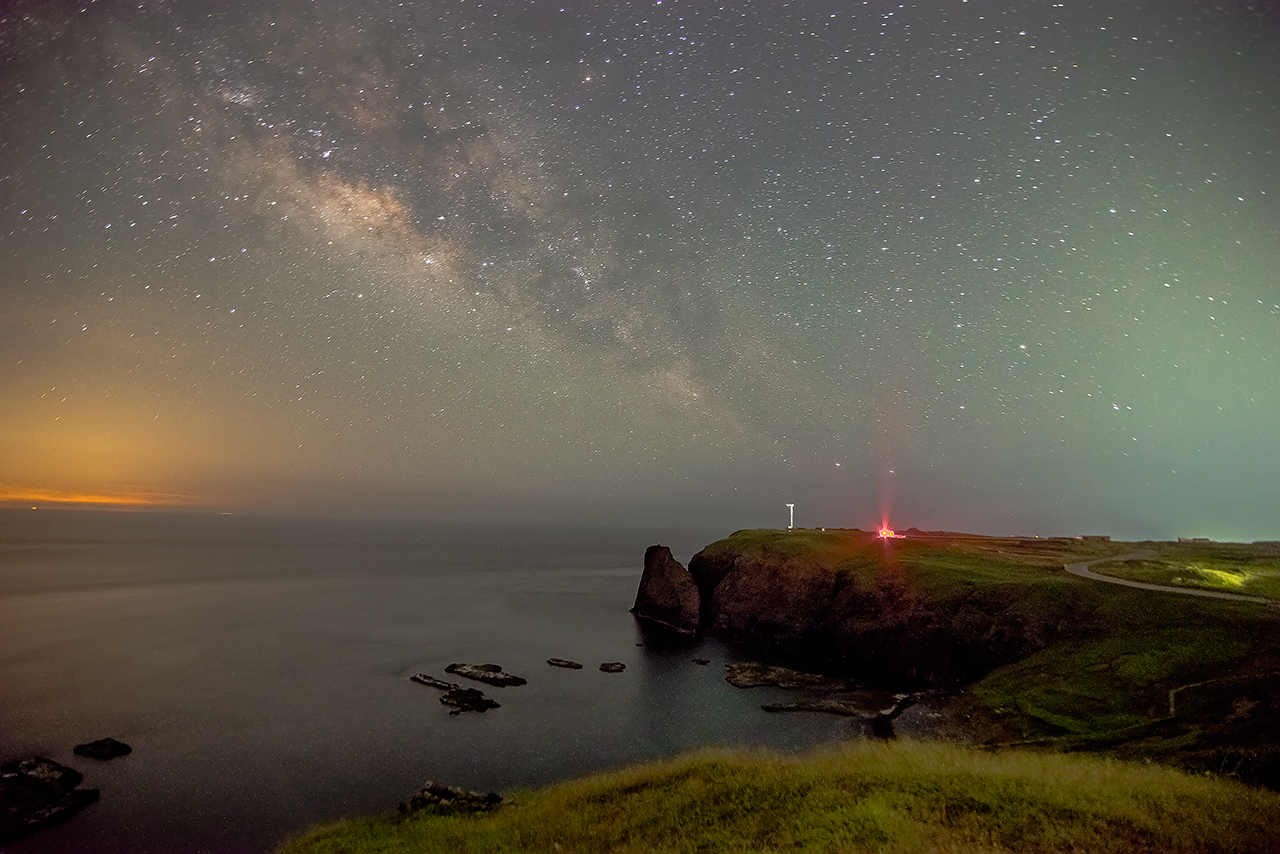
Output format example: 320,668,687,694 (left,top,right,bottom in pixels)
2,0,1278,539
